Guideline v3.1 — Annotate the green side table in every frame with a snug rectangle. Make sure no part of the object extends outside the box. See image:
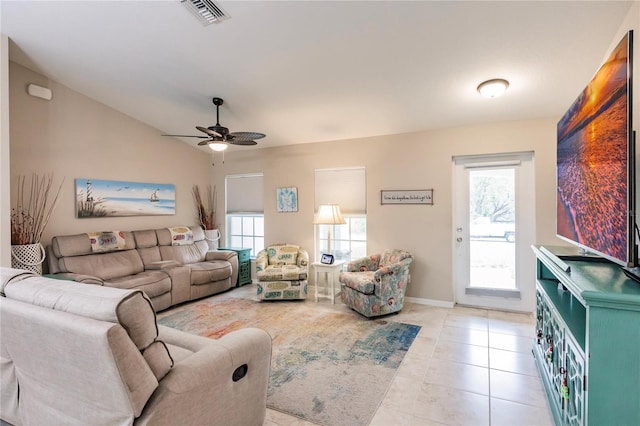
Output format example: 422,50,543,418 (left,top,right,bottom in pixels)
219,247,252,286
